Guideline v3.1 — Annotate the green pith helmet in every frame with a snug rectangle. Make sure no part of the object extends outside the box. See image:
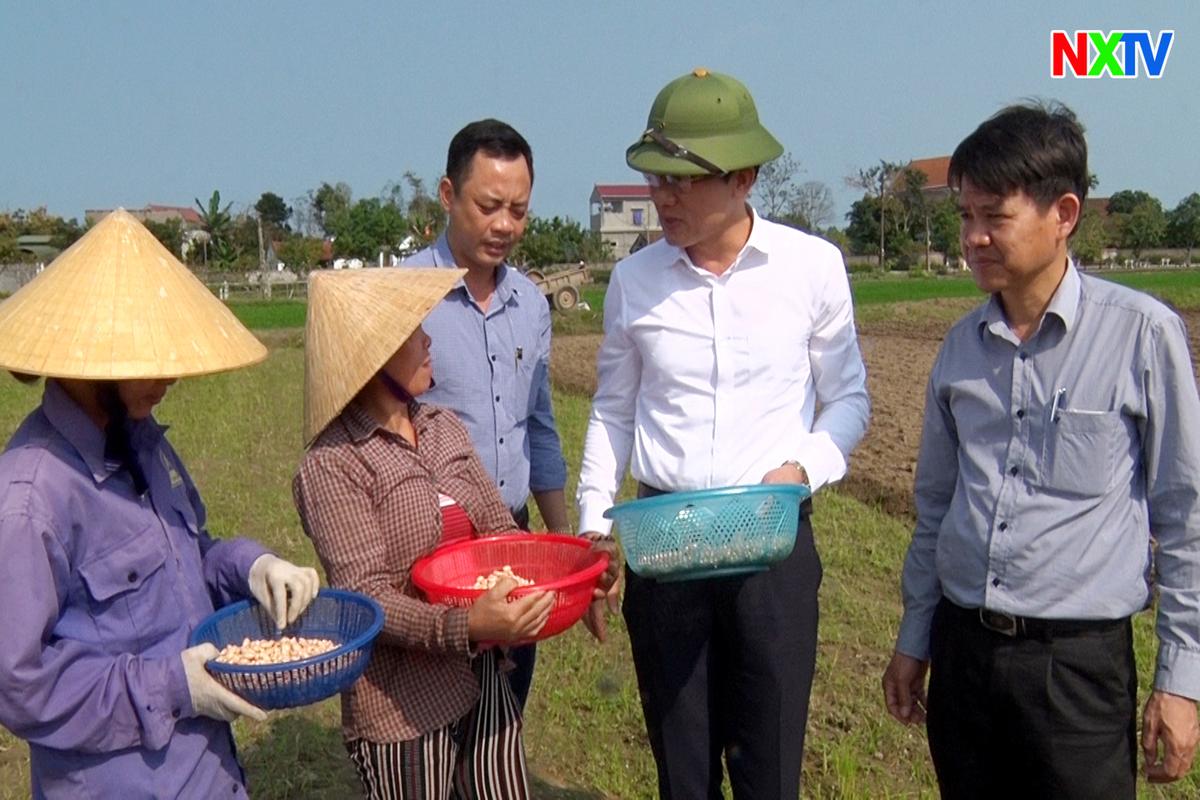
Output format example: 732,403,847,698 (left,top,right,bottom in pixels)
626,68,784,177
